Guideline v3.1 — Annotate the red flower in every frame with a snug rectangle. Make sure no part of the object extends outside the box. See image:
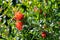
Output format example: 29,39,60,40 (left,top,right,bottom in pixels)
14,11,24,20
15,21,23,30
41,32,46,38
